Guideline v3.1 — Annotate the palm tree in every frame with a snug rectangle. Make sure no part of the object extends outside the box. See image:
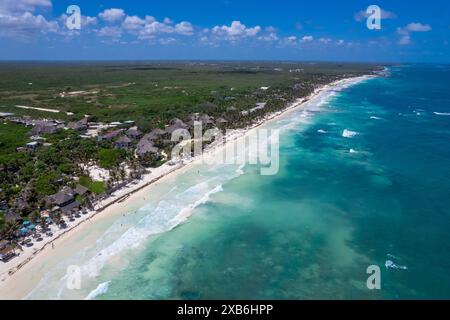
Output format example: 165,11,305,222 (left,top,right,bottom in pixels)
119,167,127,183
